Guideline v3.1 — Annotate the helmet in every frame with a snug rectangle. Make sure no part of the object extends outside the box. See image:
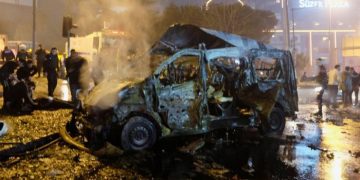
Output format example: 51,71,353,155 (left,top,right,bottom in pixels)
19,44,26,50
